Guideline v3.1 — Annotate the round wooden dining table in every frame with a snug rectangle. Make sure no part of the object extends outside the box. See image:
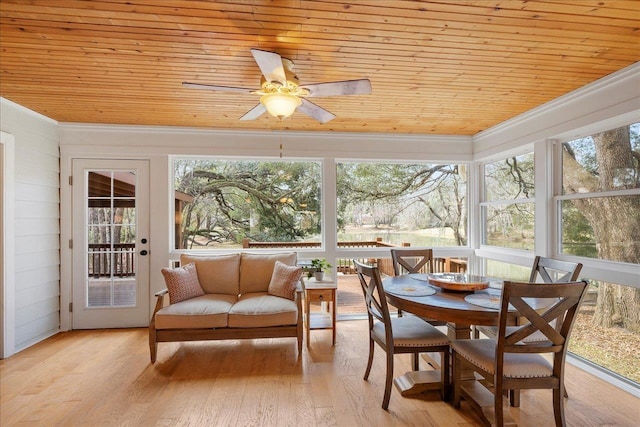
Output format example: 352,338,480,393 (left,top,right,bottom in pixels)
382,273,519,399
382,274,518,340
